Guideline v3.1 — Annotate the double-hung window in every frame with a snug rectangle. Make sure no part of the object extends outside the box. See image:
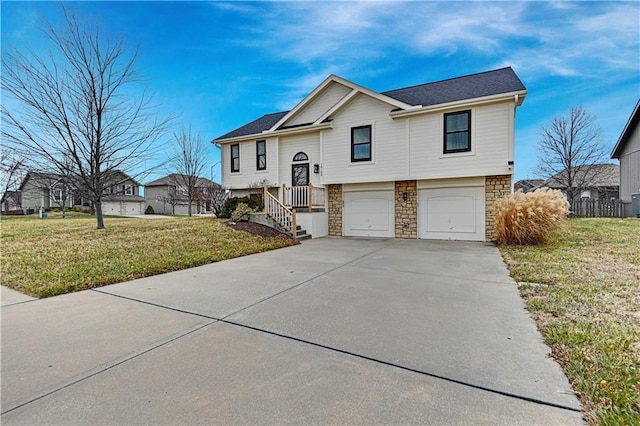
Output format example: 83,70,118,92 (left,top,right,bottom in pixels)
351,125,372,162
256,140,266,171
444,110,471,153
230,144,240,173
